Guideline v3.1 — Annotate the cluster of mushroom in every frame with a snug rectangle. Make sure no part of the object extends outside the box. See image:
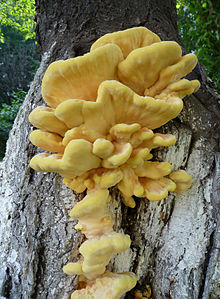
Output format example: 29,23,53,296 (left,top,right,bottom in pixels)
29,27,199,298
